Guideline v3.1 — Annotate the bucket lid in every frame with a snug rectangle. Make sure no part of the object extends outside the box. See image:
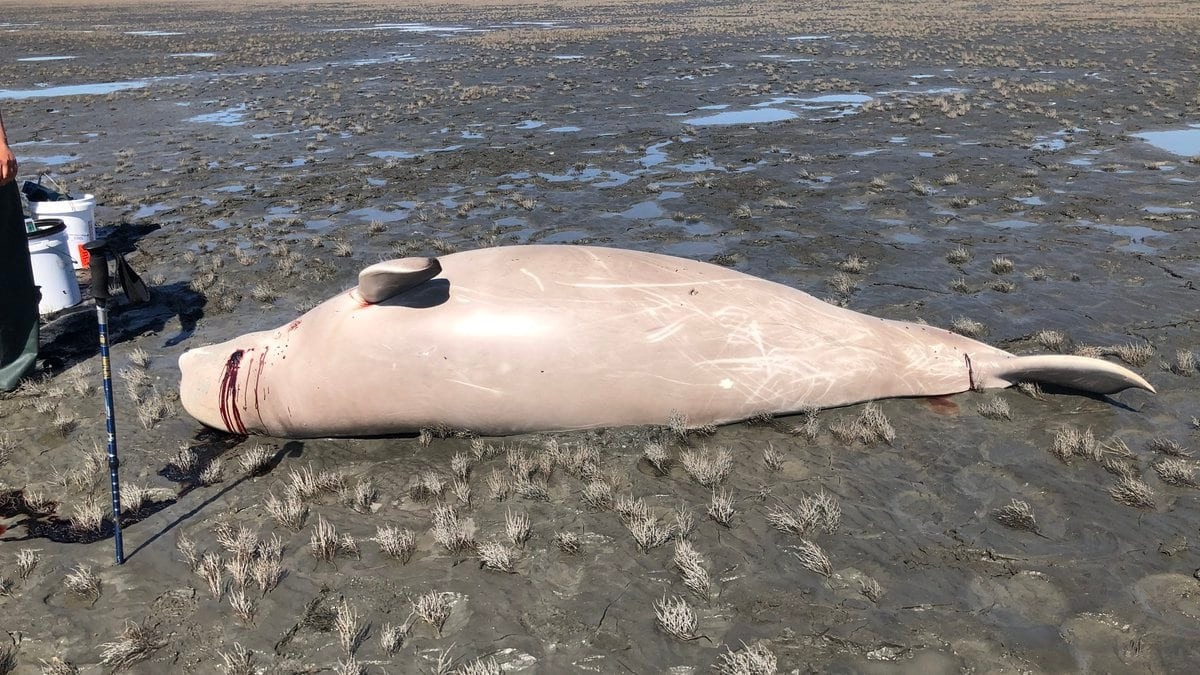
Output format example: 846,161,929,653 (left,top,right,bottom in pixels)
27,219,67,240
